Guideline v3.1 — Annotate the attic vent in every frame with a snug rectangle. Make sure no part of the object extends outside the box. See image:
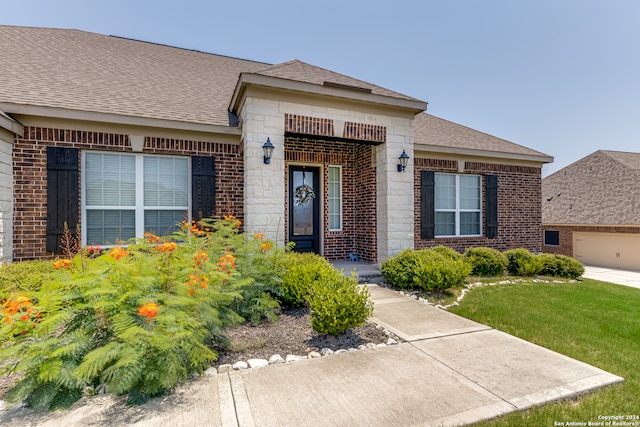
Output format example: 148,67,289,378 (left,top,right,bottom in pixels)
323,81,372,93
285,114,334,137
343,122,386,143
